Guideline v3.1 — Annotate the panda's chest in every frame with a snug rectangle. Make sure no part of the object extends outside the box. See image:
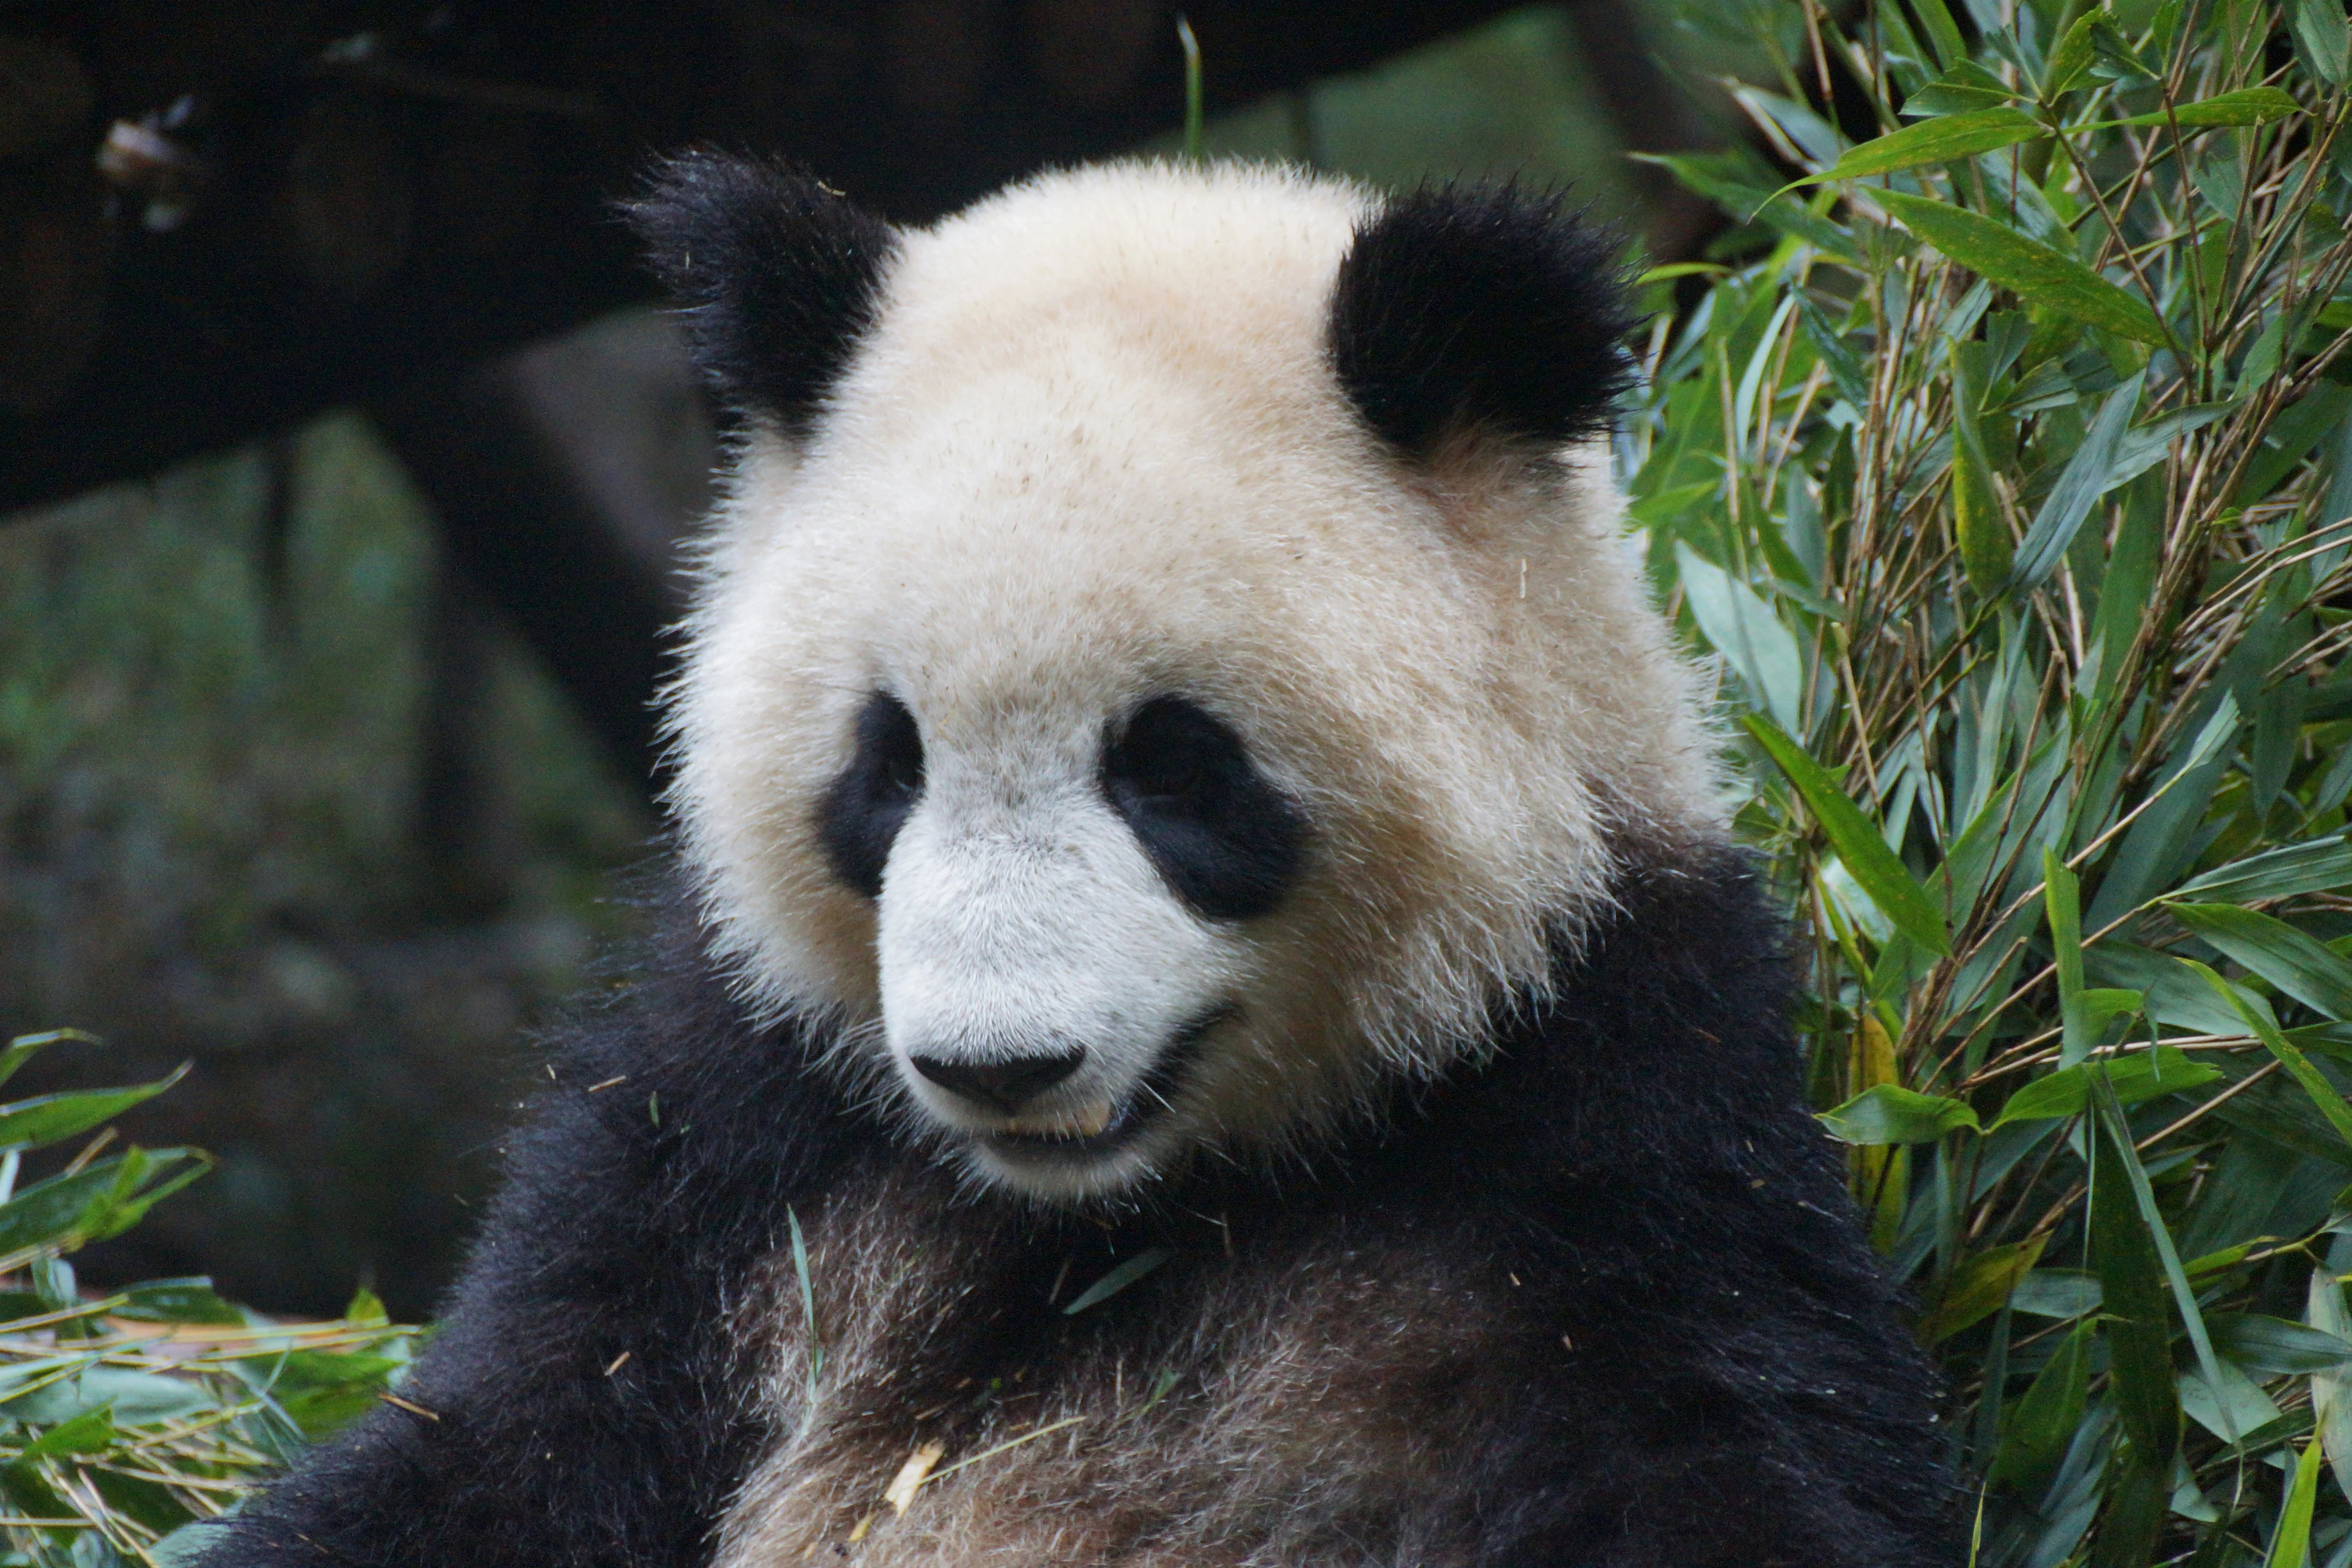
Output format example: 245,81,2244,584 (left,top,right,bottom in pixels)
711,1173,1507,1568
